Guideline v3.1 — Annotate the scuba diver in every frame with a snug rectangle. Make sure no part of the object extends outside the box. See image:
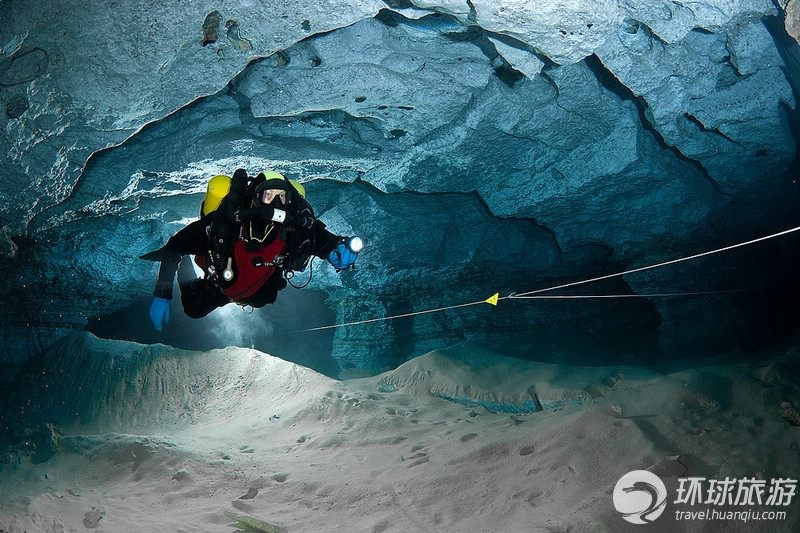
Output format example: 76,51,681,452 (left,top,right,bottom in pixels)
141,168,361,331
